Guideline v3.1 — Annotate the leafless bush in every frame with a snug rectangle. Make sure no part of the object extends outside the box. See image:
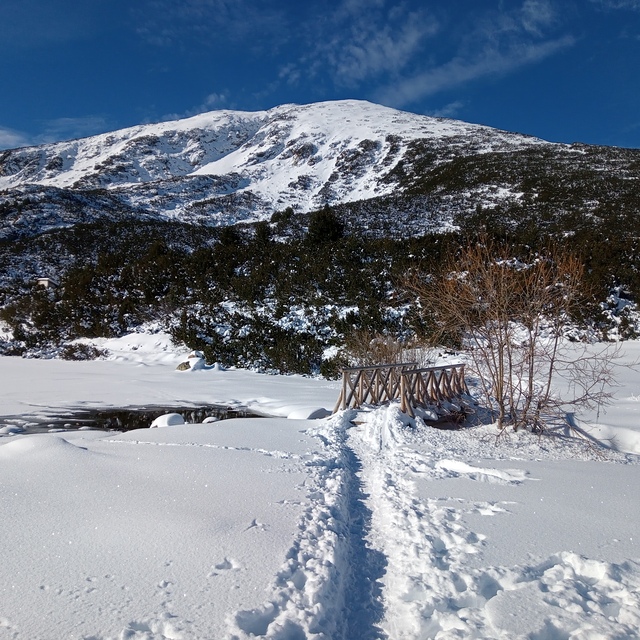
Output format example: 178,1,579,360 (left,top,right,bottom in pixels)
407,237,619,432
343,330,406,367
